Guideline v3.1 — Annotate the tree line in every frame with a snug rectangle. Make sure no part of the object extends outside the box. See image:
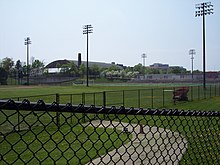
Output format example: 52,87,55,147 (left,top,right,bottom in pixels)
0,57,205,85
0,57,44,84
